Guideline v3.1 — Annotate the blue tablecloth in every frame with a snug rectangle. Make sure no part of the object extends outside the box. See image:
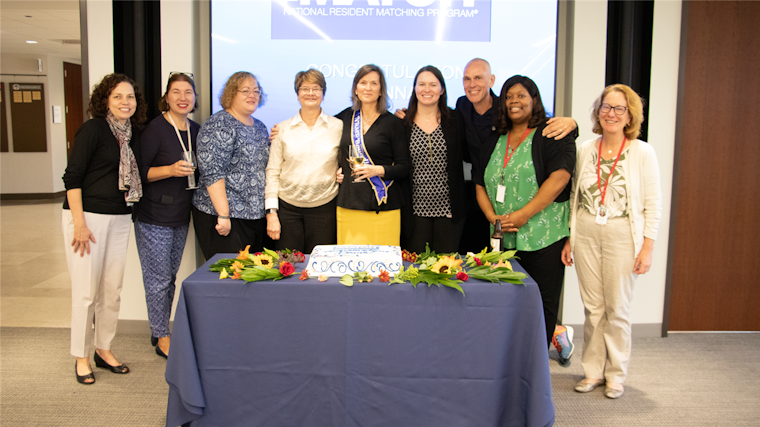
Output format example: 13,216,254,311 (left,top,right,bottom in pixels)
165,255,554,427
